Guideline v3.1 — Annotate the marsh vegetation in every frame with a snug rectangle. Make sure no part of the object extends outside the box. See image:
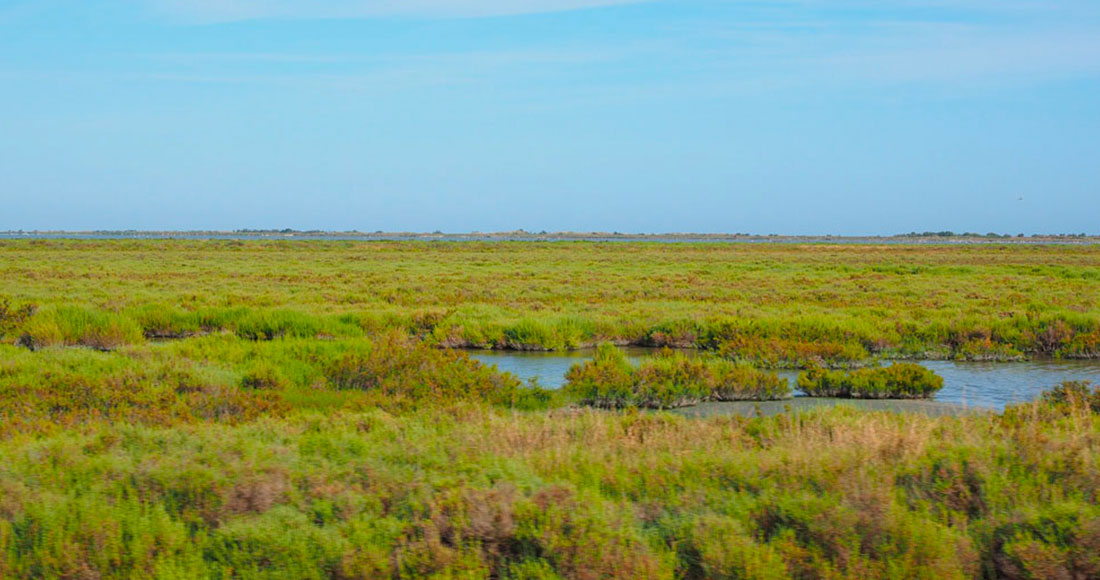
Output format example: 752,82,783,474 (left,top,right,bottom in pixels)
1,240,1099,578
796,363,944,399
563,345,791,409
2,240,1099,365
